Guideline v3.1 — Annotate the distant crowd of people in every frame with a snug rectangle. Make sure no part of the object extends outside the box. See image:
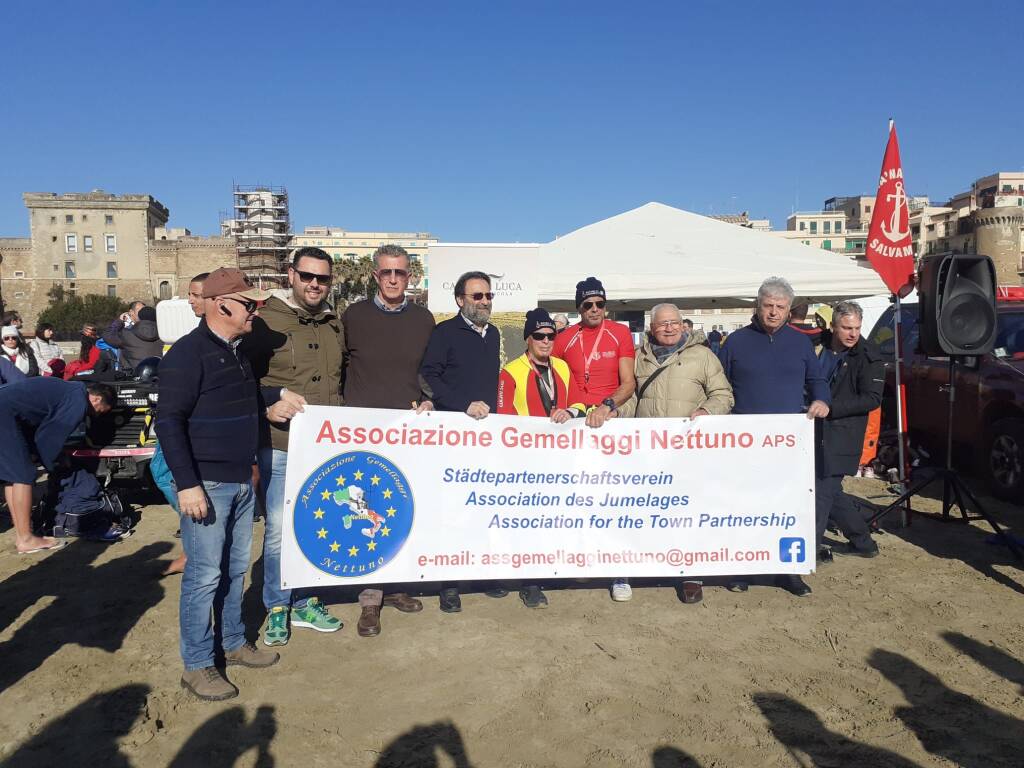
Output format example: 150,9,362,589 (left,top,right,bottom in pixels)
0,244,886,702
